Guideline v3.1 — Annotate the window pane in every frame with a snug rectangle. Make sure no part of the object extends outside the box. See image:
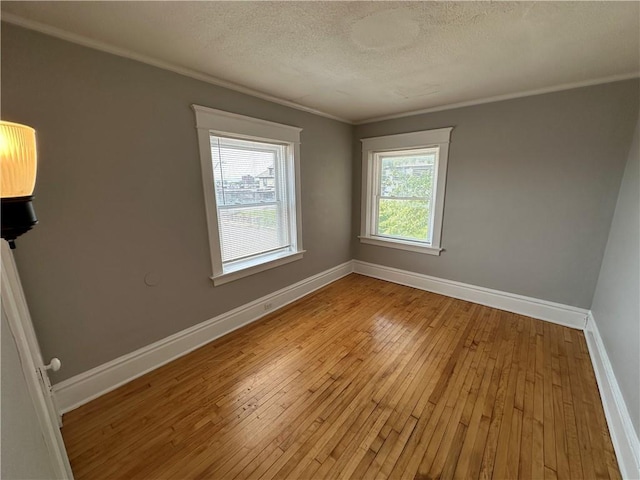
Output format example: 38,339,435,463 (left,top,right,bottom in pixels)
379,153,435,198
218,204,289,262
377,198,430,241
211,137,282,207
210,135,291,263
